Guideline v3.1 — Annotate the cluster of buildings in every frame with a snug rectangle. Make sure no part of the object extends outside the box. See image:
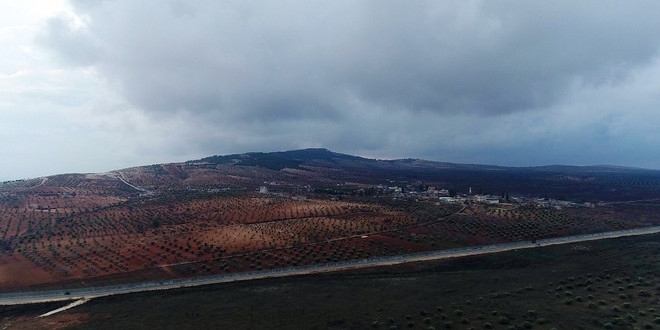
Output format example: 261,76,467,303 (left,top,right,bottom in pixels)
254,180,598,210
374,184,501,205
374,183,596,209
